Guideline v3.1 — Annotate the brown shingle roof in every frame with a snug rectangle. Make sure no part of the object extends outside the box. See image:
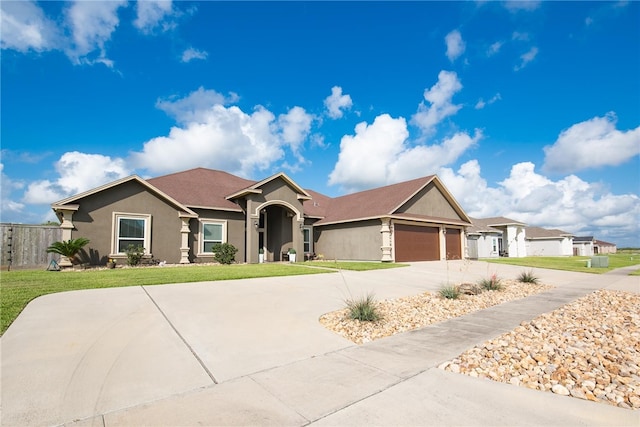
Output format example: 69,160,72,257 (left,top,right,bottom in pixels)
314,175,459,225
467,216,526,234
148,168,255,211
525,226,573,239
